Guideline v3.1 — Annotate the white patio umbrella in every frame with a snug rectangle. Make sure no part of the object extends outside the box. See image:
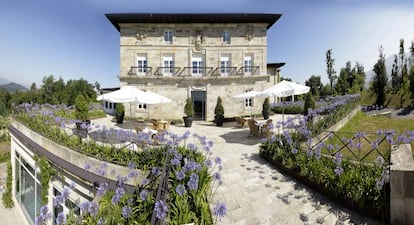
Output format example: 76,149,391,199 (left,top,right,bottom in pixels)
232,90,261,99
233,91,261,116
258,80,310,128
97,86,172,118
259,80,310,98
